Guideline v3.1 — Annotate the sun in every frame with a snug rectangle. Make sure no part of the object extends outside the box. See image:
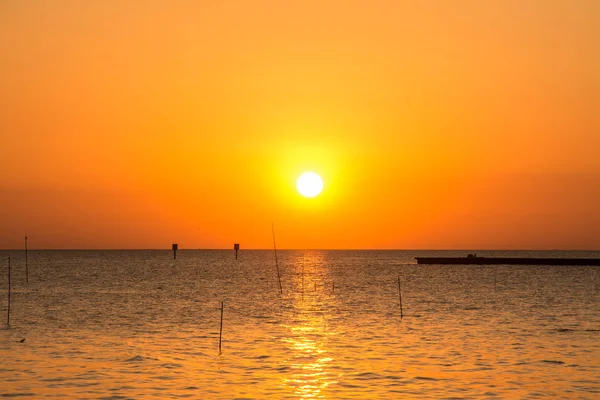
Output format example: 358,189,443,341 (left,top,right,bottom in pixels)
296,172,323,198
